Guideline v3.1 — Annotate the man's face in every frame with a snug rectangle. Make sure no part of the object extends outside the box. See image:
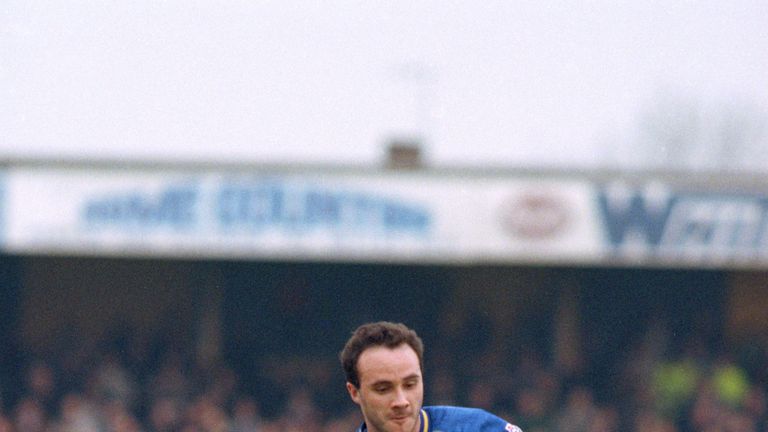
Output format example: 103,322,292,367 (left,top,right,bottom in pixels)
347,343,424,432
